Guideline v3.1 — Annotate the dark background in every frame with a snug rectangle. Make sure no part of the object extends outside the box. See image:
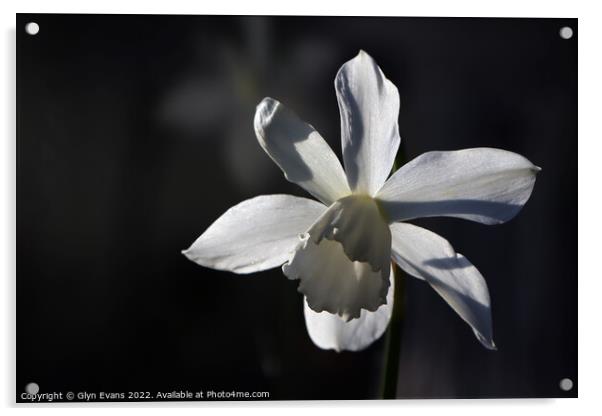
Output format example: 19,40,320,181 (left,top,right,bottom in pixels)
16,14,577,400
